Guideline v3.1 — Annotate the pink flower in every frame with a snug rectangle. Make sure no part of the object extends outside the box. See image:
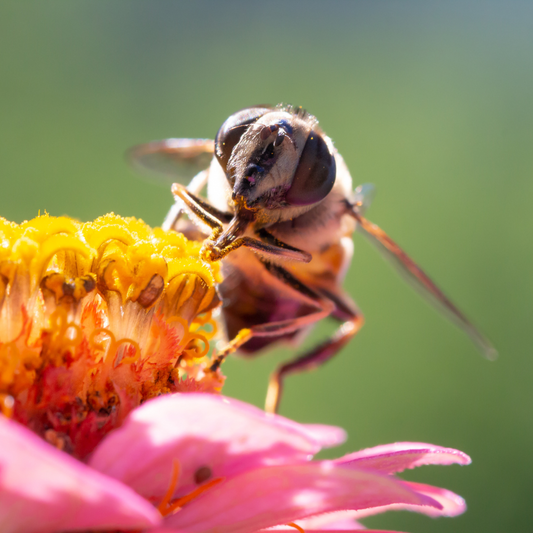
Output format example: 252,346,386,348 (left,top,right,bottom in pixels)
0,215,470,532
0,393,470,533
